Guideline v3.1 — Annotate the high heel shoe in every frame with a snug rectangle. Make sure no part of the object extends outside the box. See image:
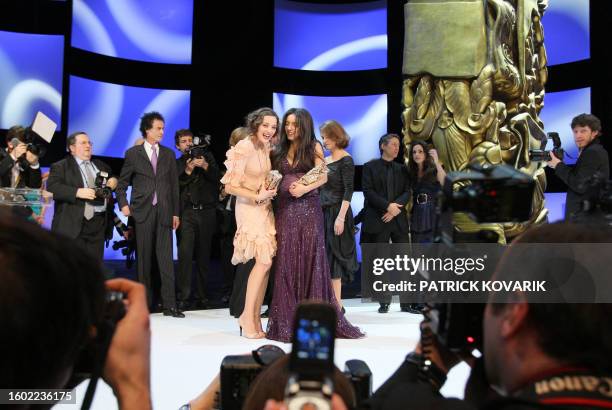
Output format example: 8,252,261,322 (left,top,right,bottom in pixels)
239,321,264,339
